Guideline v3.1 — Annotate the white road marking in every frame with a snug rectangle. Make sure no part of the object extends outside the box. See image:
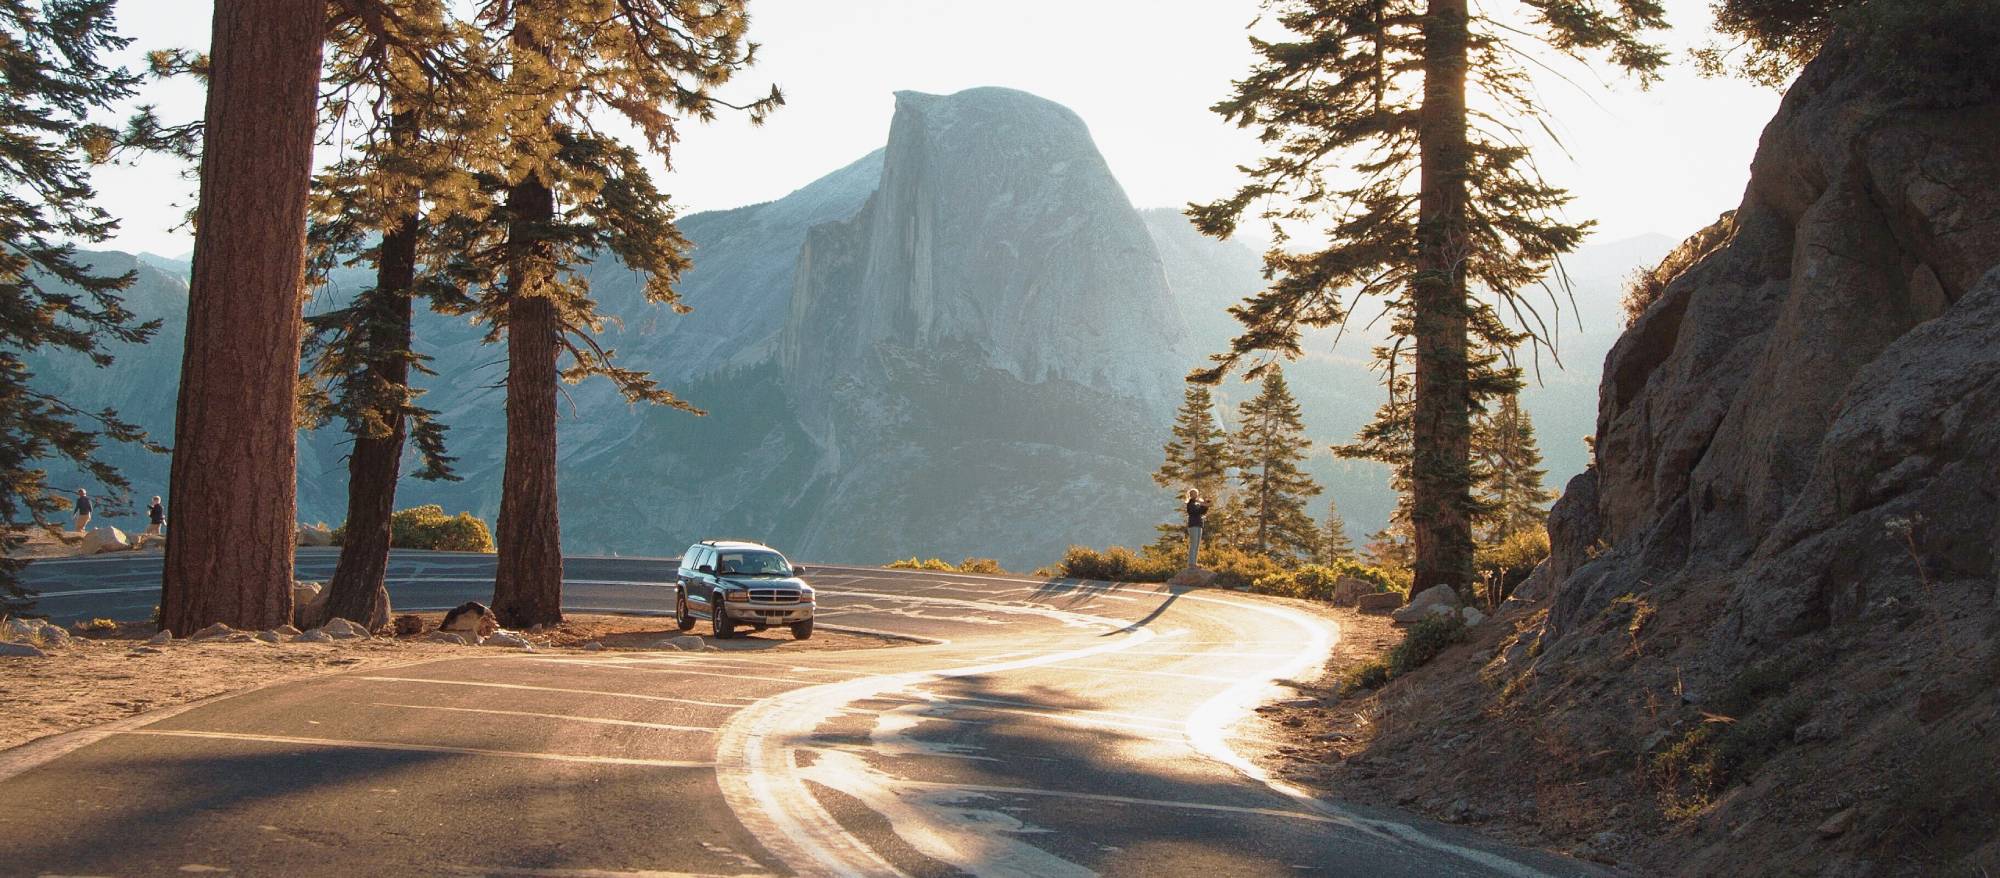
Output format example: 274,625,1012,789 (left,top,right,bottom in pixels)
365,703,719,734
445,868,766,878
353,676,747,709
124,729,713,768
1048,664,1241,683
518,659,829,686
